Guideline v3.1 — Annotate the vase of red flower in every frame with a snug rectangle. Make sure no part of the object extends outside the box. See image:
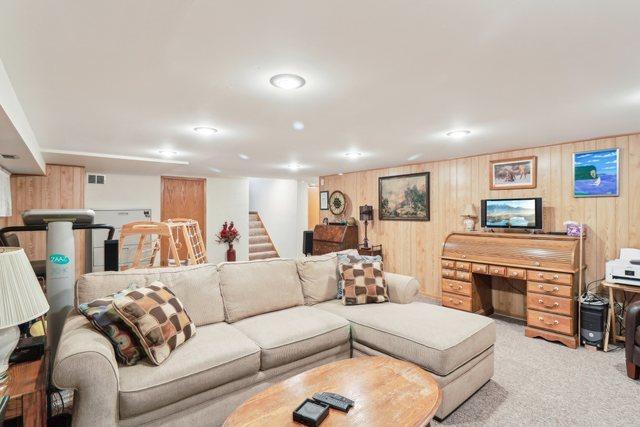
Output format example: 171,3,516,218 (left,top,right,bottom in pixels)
216,221,240,262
